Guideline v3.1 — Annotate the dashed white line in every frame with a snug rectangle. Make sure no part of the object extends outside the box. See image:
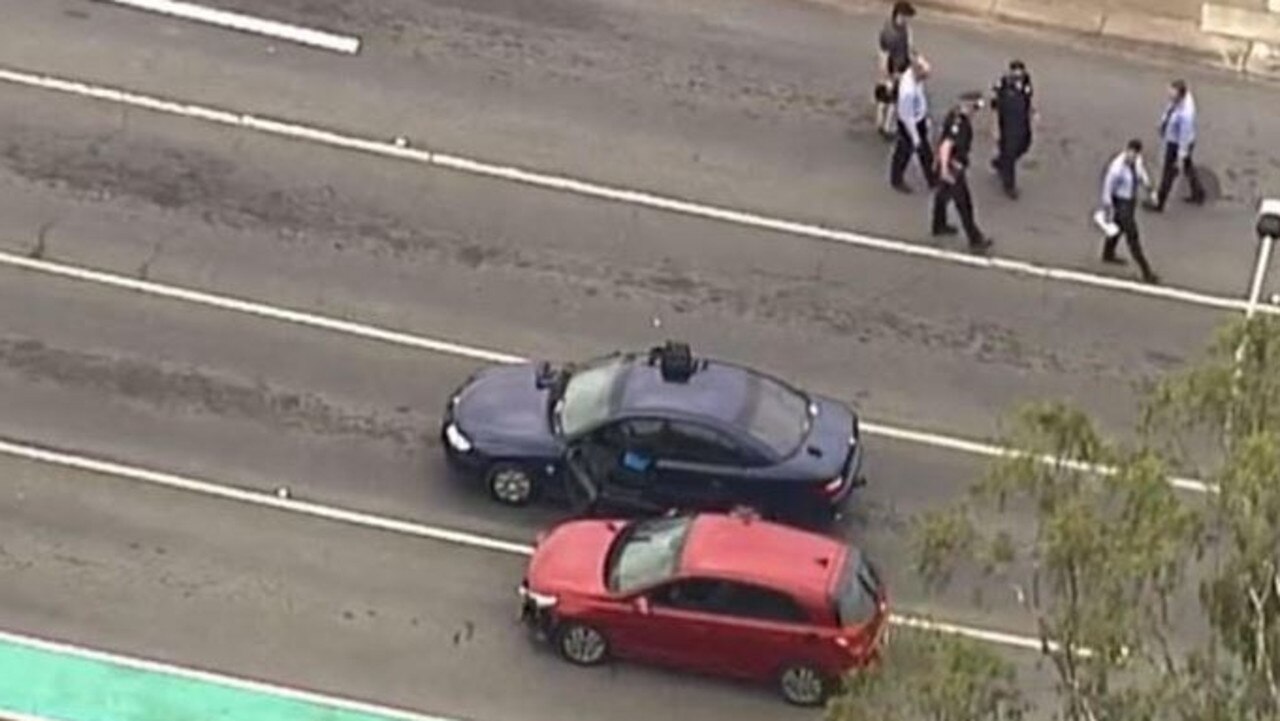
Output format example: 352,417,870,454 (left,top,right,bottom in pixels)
0,248,1217,496
0,627,454,721
97,0,361,54
0,65,1271,318
0,436,1068,654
